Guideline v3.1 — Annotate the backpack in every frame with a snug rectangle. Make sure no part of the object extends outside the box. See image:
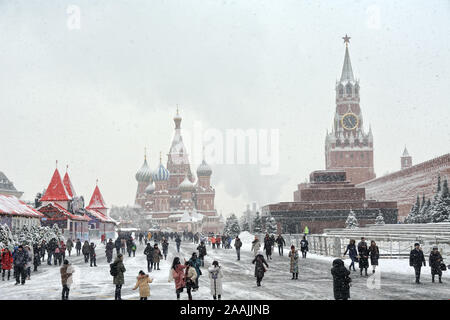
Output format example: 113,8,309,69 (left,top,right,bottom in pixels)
110,262,118,277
